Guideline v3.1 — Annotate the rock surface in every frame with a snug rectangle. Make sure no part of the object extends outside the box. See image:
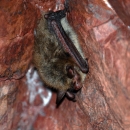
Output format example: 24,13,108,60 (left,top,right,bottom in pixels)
0,0,130,130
